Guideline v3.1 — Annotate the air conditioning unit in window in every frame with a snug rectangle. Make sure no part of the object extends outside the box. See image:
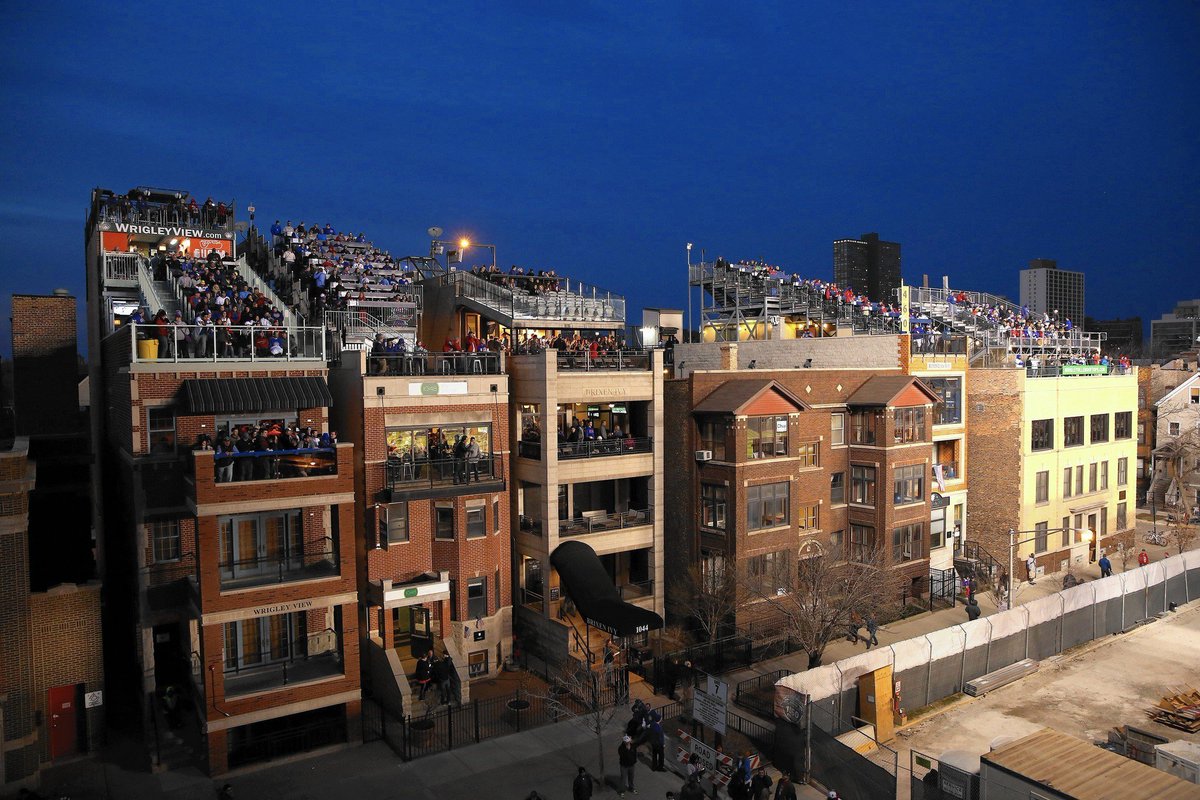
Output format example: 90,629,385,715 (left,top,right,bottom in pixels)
695,450,713,461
